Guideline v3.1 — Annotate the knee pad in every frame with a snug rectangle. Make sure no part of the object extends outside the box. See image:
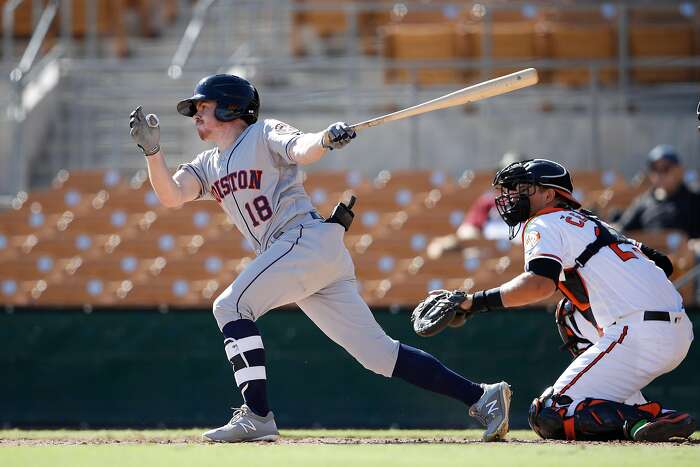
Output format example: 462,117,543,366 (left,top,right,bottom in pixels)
528,387,570,439
529,387,660,441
